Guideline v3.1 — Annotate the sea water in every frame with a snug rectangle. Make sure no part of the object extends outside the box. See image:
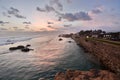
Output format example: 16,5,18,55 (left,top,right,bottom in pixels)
0,31,103,80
